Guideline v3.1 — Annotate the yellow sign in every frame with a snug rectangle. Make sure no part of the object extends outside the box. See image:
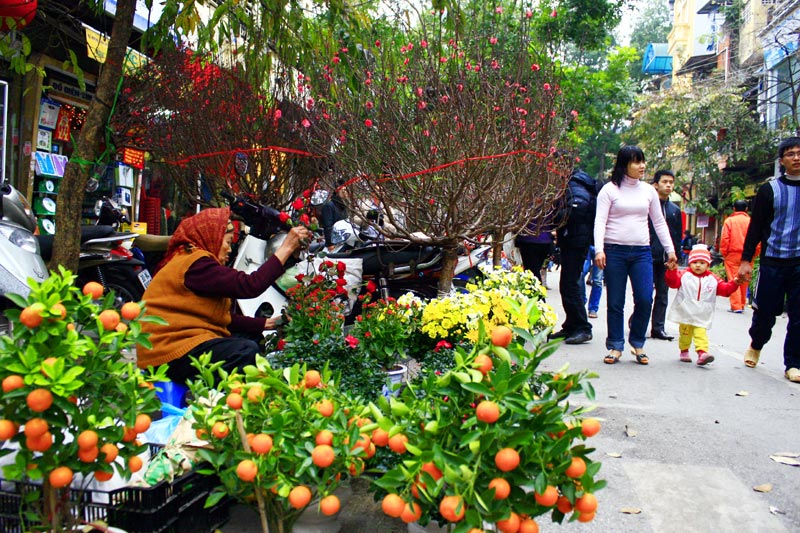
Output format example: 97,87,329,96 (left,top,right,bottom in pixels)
84,25,149,73
84,26,109,63
124,49,149,73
